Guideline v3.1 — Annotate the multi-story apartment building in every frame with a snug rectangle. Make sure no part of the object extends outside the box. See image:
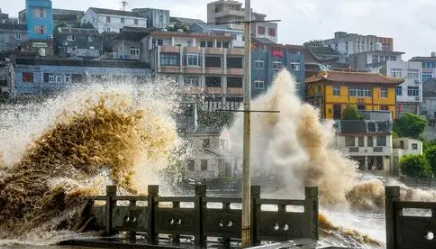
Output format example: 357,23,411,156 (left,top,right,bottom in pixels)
26,0,54,55
20,8,84,28
323,32,394,63
54,27,102,59
423,78,436,122
109,27,147,61
305,71,404,119
190,23,244,48
82,7,147,33
335,118,393,172
381,61,423,117
141,31,244,111
207,0,277,43
0,23,28,53
251,45,305,98
131,8,170,30
409,52,436,83
349,50,405,72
